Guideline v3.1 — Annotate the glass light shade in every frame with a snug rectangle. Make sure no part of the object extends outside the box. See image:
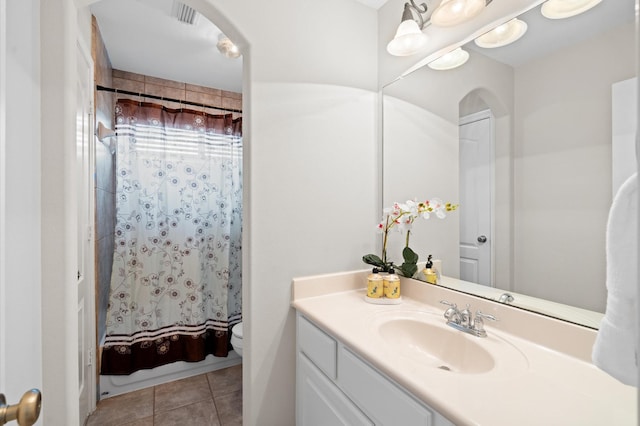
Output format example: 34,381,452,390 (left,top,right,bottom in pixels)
427,47,470,70
217,35,241,59
541,0,602,19
431,0,486,27
386,20,429,56
474,18,528,48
